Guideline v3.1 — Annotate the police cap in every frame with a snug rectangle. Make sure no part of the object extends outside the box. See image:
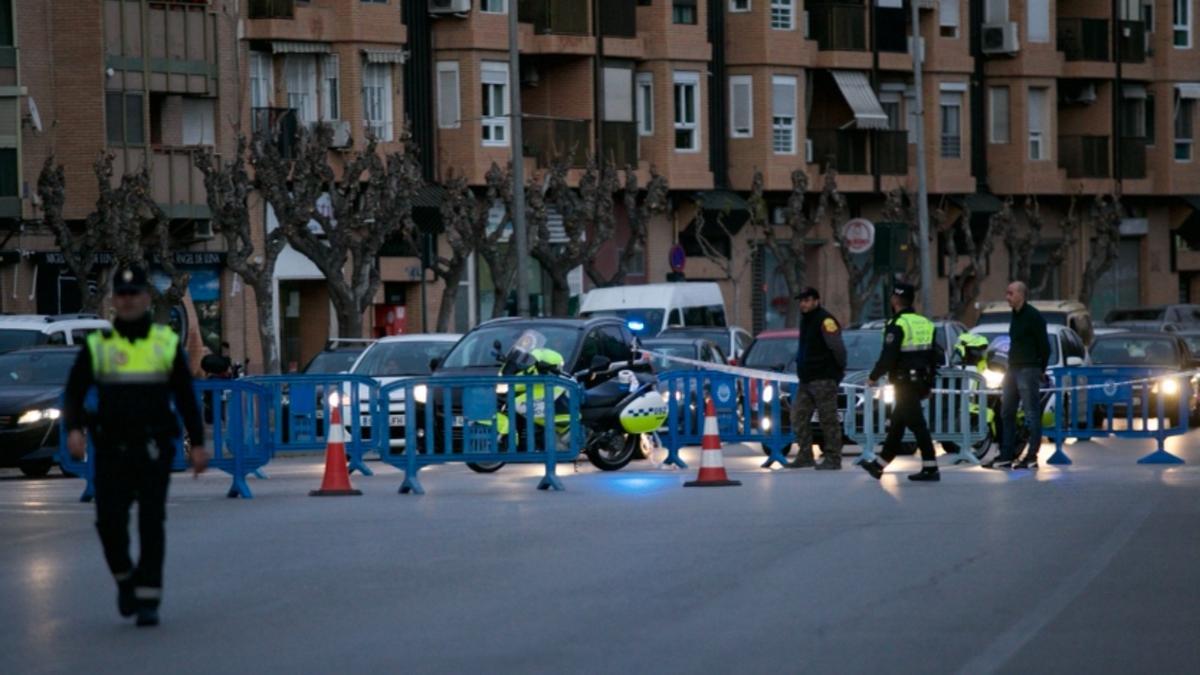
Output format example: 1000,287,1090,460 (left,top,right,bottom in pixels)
892,282,916,304
113,265,150,295
794,286,820,300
